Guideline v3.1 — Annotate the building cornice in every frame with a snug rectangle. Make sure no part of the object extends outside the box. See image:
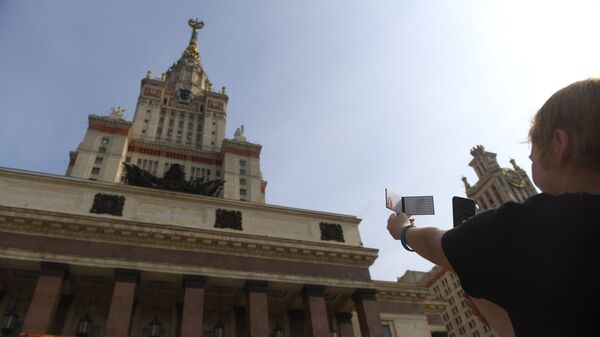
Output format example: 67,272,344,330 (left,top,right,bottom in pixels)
0,205,377,268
